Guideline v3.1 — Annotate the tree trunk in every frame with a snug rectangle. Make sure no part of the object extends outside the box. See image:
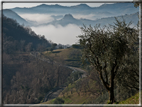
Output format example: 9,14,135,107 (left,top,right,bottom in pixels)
109,86,114,103
109,71,115,104
98,67,116,104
